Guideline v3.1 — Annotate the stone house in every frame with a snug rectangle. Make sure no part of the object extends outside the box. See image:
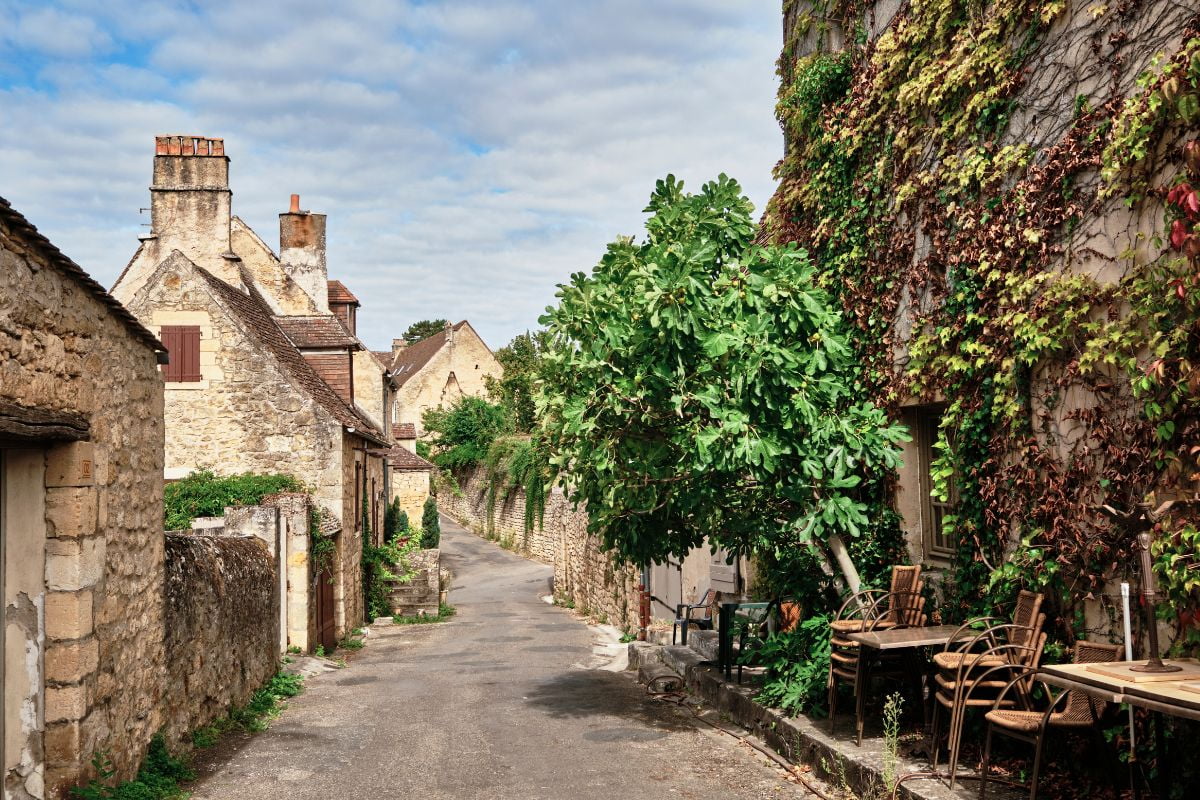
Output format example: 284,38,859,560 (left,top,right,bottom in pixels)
111,136,391,645
384,321,502,435
0,196,168,798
